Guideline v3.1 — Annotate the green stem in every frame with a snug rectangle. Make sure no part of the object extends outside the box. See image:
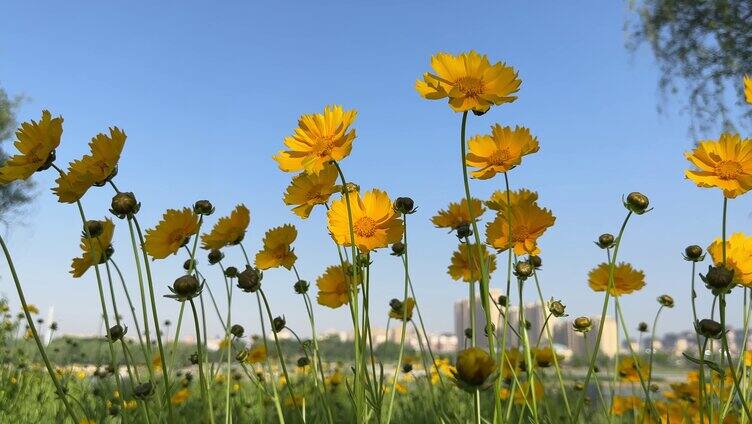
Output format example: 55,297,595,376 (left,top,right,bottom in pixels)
0,234,79,423
189,298,215,424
